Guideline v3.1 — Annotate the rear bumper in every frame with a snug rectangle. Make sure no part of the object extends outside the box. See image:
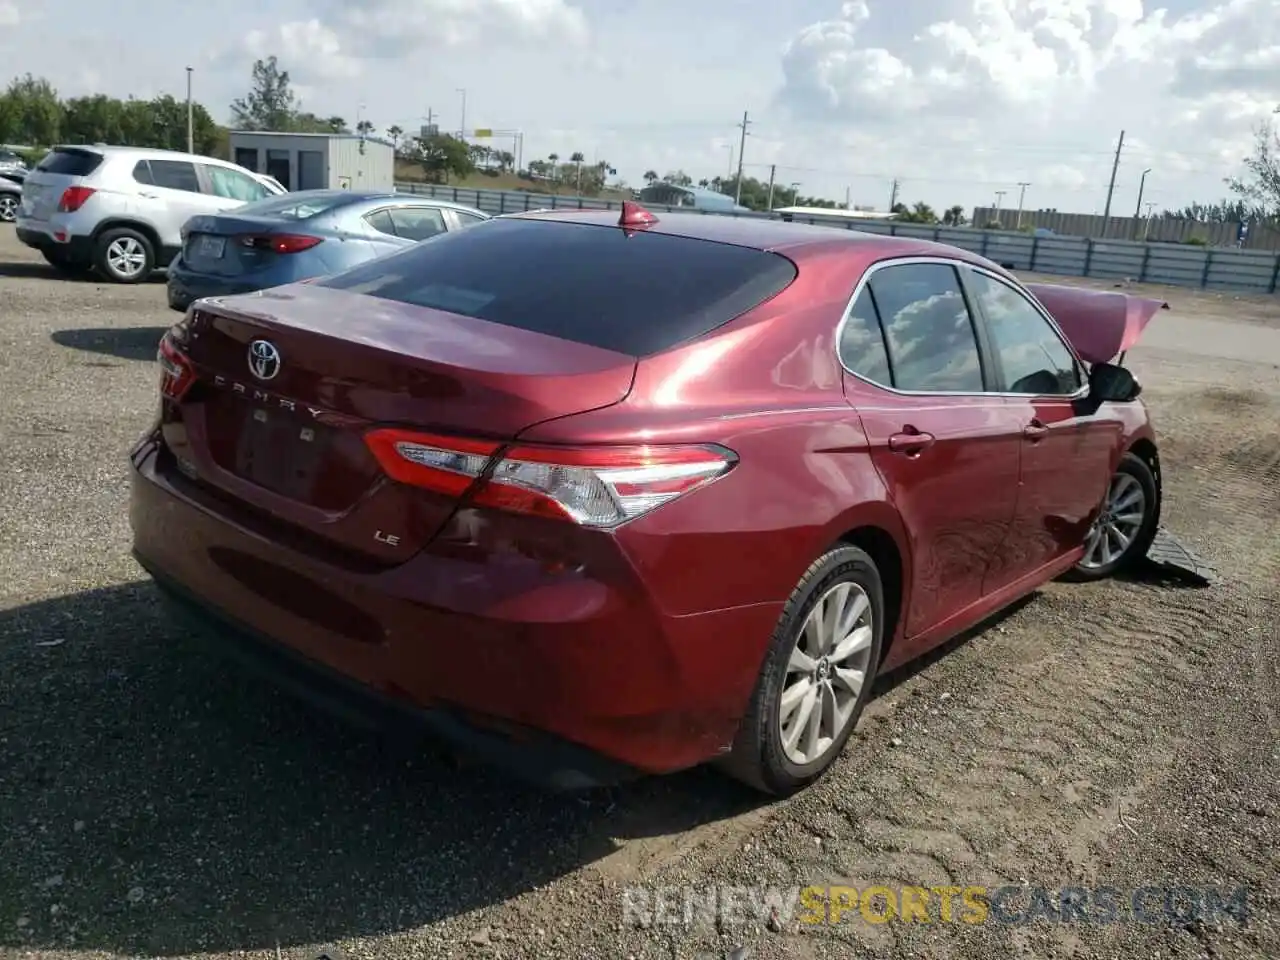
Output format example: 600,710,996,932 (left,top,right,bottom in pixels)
129,437,778,781
167,268,260,311
140,554,640,791
16,224,94,262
